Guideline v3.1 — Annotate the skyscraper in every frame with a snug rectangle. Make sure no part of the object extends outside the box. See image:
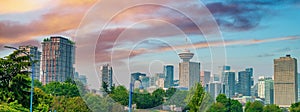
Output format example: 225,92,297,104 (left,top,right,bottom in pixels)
246,68,254,86
257,76,274,104
258,76,266,99
218,65,230,82
41,36,75,85
100,64,113,88
164,65,174,88
223,71,235,98
274,55,298,107
178,49,200,89
19,45,41,80
238,70,251,96
207,82,224,101
200,71,211,87
265,78,274,104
